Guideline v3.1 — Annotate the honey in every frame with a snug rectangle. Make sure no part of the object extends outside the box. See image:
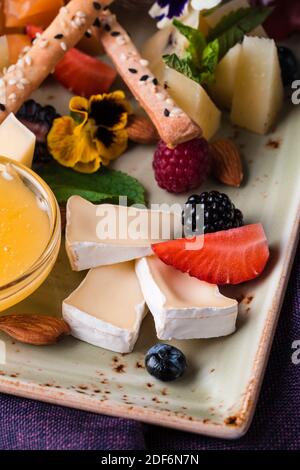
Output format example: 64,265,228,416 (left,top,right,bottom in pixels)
0,163,50,287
